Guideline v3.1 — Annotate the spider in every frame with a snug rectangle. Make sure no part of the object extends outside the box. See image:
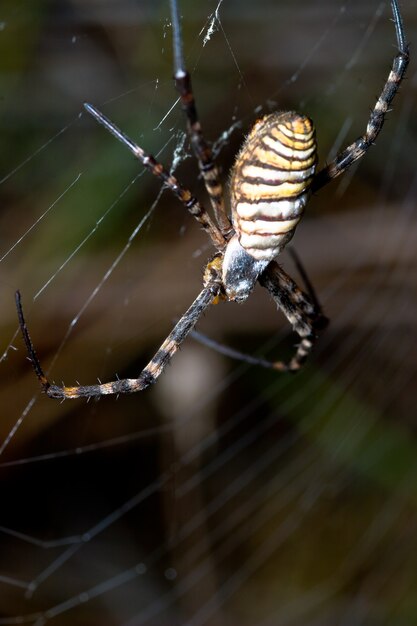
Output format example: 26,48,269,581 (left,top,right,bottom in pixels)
16,0,408,400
